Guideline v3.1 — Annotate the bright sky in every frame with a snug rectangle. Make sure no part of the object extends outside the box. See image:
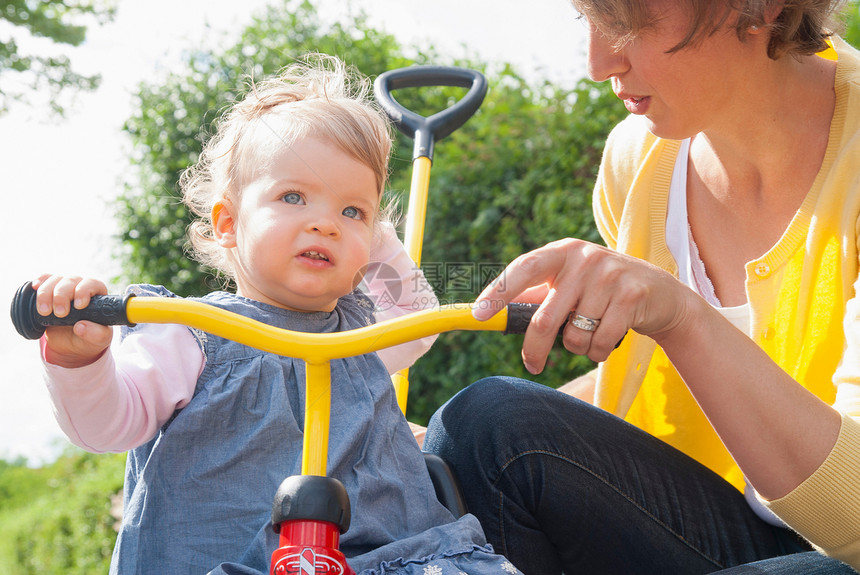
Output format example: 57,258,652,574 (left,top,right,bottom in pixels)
0,0,588,463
